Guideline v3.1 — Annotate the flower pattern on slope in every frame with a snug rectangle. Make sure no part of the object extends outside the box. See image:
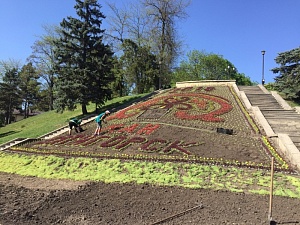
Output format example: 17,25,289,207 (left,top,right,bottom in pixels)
109,93,233,122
